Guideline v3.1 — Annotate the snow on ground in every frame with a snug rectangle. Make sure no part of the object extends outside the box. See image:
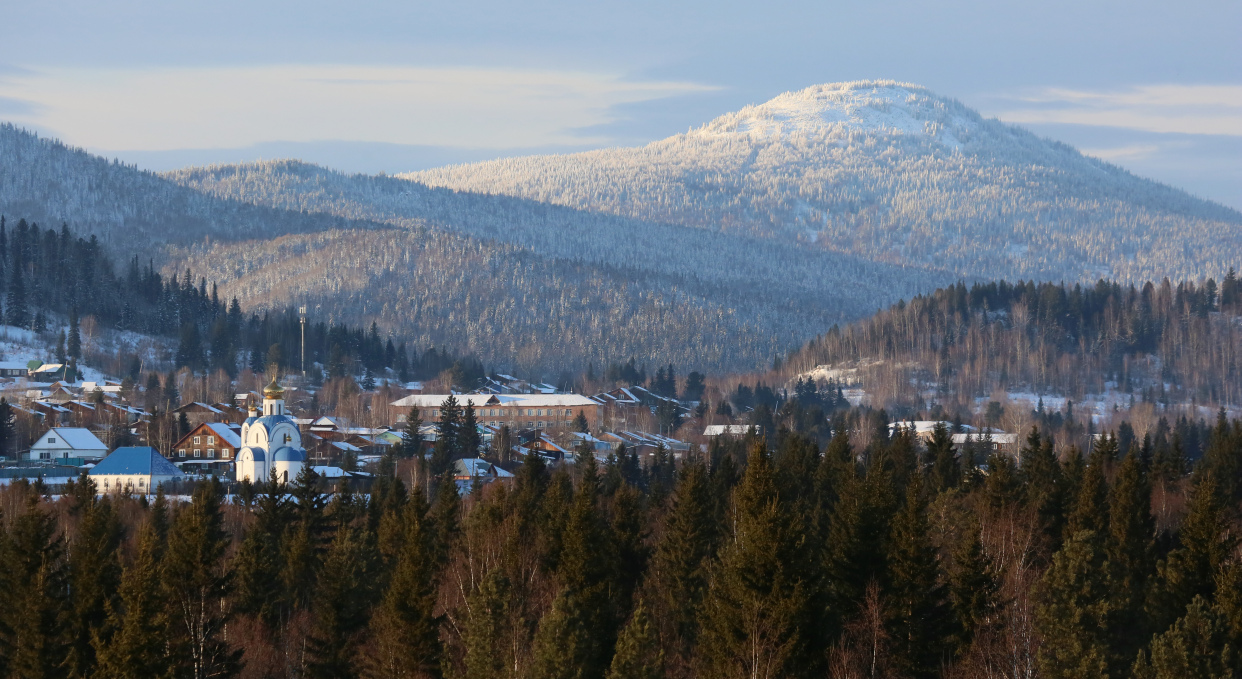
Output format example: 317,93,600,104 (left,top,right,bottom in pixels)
697,81,976,150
